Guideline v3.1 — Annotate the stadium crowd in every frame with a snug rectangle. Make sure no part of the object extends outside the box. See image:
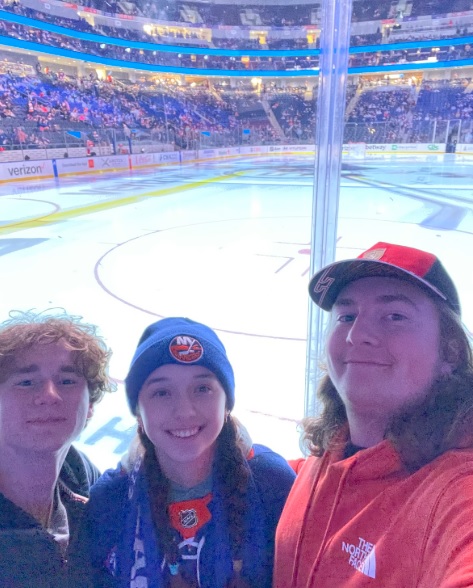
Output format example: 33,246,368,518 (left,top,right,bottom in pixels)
0,67,286,150
1,0,473,152
2,62,473,153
